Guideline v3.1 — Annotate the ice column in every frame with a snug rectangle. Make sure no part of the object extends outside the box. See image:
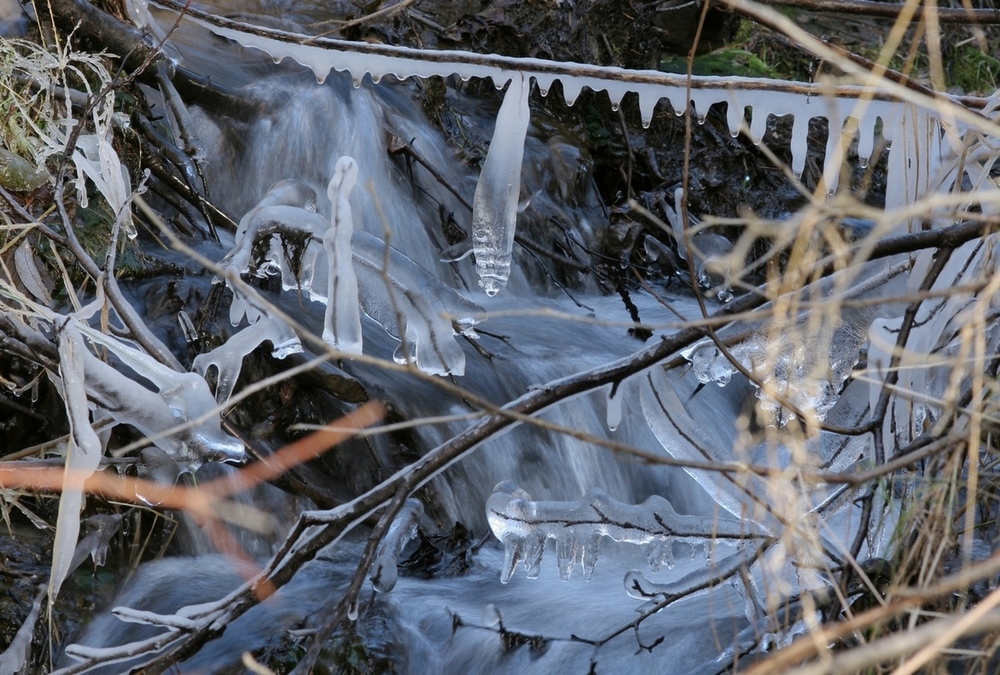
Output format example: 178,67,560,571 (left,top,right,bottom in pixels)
472,72,531,296
323,156,363,354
